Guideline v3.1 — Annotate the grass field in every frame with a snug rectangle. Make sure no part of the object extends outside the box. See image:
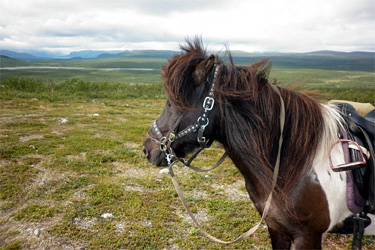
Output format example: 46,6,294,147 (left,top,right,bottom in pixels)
1,55,374,103
0,57,374,249
0,57,164,84
1,98,374,249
